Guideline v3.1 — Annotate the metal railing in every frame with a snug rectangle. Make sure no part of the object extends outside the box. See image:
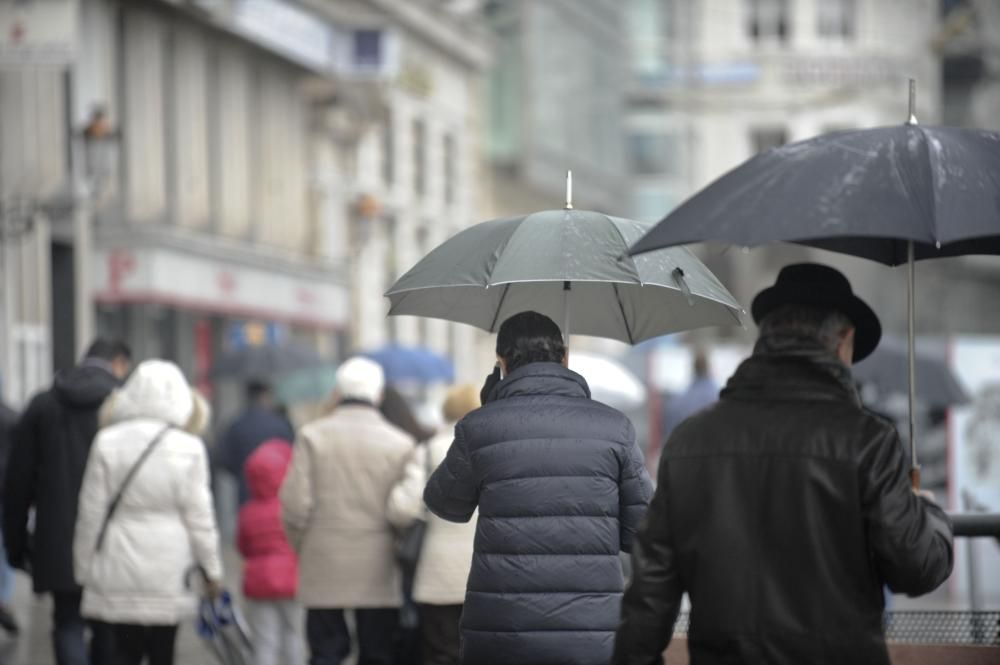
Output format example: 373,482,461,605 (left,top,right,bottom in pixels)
950,512,1000,540
667,513,1000,647
671,611,1000,646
